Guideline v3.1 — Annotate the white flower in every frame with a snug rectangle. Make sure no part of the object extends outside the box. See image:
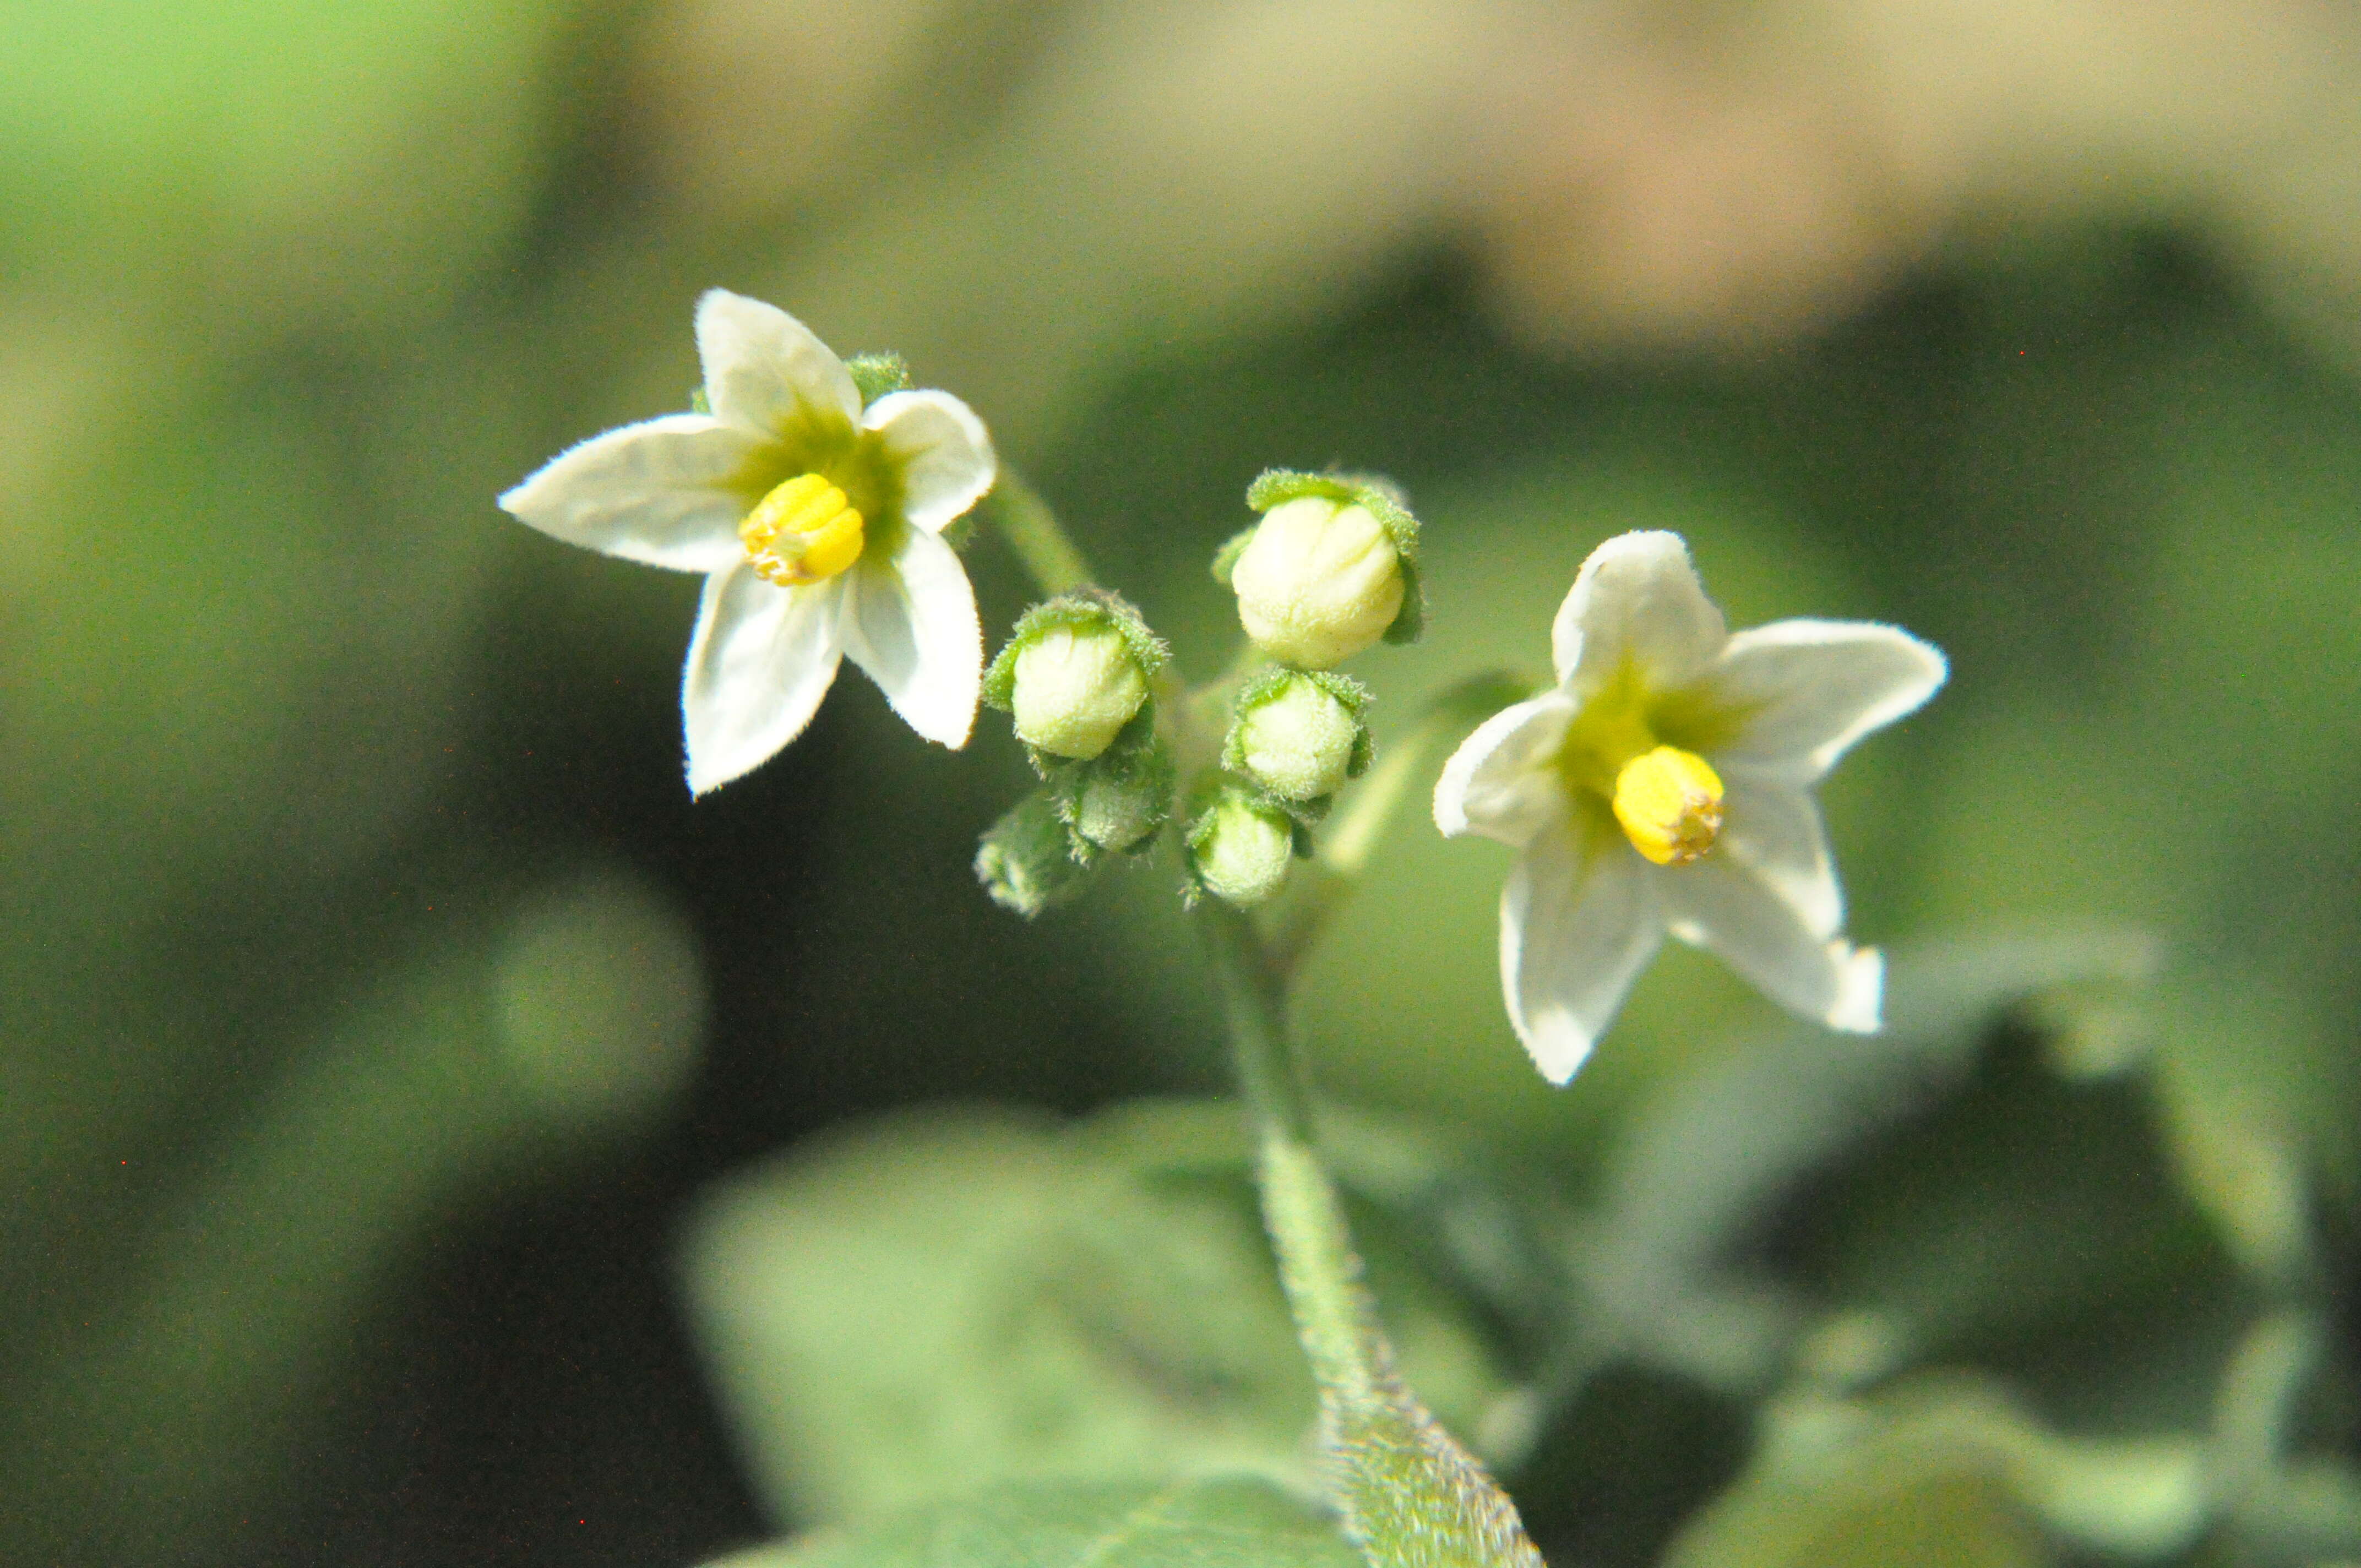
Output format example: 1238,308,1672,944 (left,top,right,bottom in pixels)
1433,531,1946,1084
499,290,995,794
